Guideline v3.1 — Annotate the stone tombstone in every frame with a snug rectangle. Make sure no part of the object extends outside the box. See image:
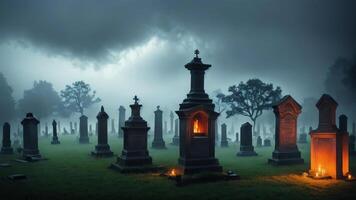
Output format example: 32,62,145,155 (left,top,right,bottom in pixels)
79,115,89,144
350,122,356,155
111,96,156,172
171,118,179,145
164,120,167,135
111,118,116,135
237,122,257,156
298,126,307,144
44,123,49,137
220,123,228,147
169,111,174,134
176,50,222,174
264,138,271,147
51,120,60,144
118,106,126,137
58,121,61,135
235,132,239,143
70,122,74,135
1,122,13,154
92,106,113,157
269,95,304,165
21,113,41,159
256,136,262,147
74,122,78,134
89,124,93,136
152,106,166,149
